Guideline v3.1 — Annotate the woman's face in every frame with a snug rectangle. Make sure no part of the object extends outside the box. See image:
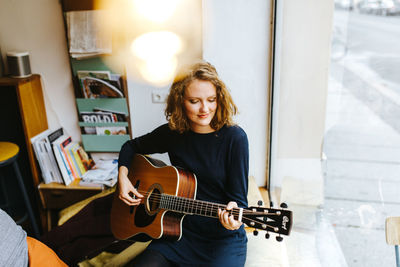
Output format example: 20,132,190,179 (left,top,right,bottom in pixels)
183,79,217,133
